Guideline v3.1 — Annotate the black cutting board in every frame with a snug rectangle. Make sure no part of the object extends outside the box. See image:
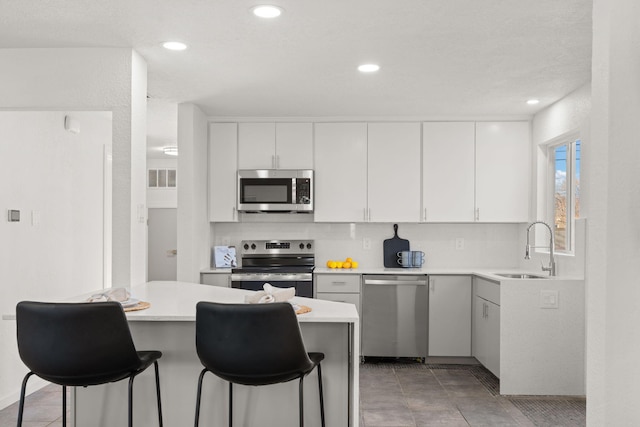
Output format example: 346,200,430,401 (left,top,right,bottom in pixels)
383,224,410,268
